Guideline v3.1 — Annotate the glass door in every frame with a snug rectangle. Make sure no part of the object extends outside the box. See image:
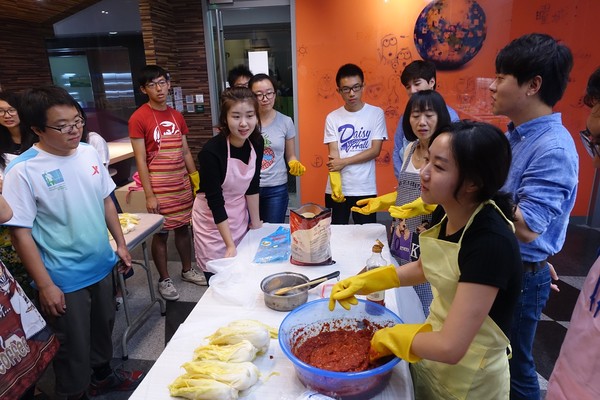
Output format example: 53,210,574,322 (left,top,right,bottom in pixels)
203,0,298,207
204,0,293,123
